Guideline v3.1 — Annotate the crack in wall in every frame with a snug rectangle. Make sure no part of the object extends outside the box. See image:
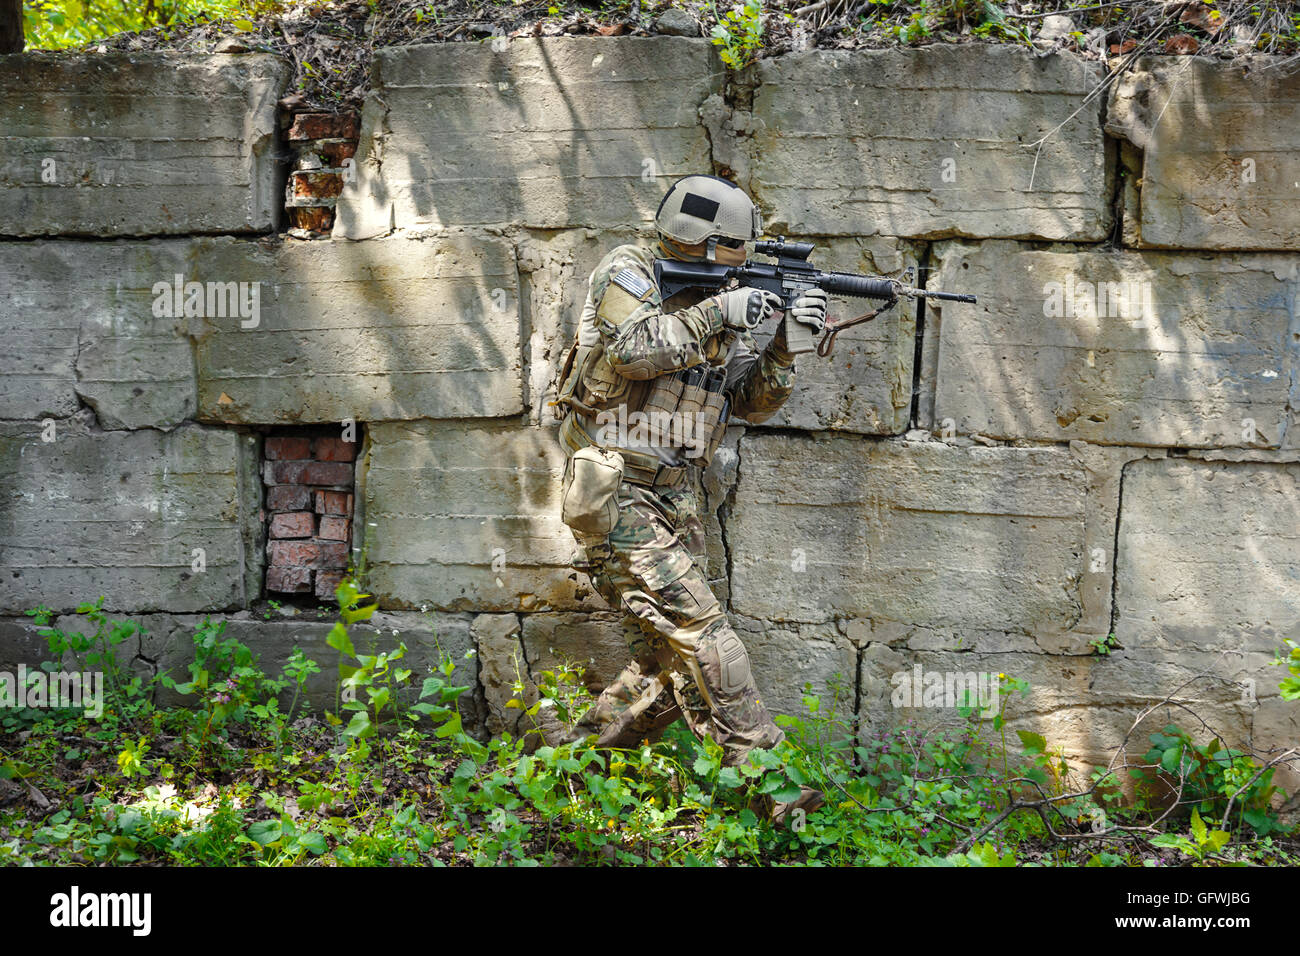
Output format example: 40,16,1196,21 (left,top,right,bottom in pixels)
1106,459,1131,647
908,240,932,430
